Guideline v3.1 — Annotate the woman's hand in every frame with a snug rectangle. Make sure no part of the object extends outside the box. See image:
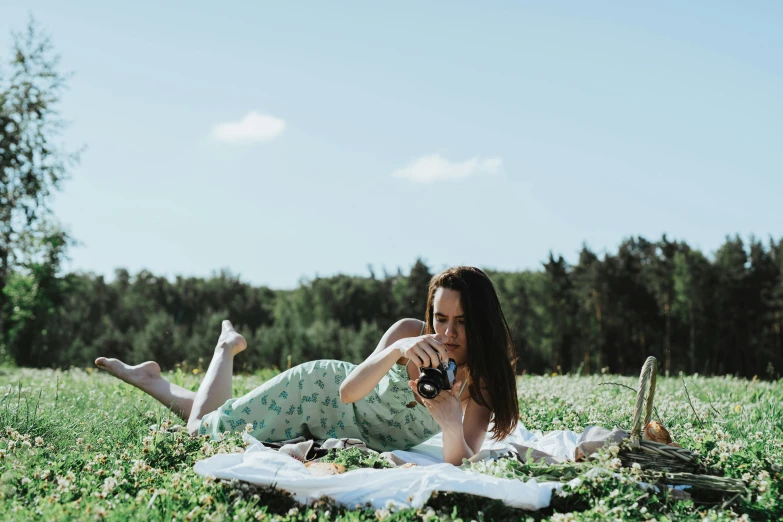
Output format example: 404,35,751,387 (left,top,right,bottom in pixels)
408,379,464,432
395,334,447,368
